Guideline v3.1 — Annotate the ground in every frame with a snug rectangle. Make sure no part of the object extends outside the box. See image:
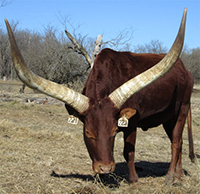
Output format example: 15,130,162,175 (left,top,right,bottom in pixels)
0,80,199,194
